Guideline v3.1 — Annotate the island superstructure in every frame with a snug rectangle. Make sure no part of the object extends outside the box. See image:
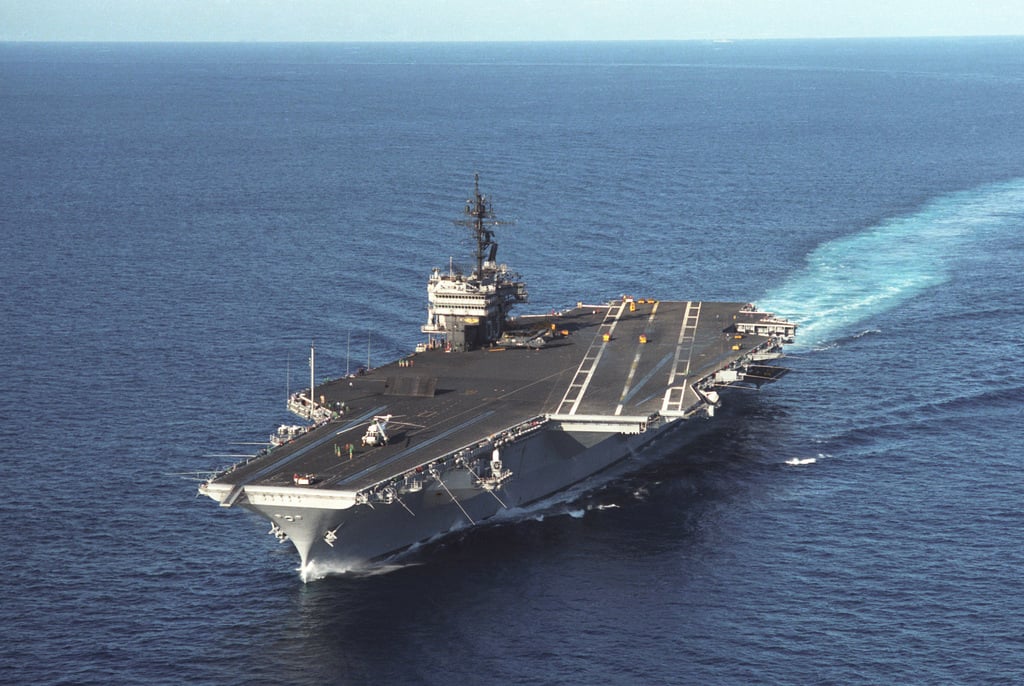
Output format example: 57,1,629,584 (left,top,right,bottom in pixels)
199,176,797,580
